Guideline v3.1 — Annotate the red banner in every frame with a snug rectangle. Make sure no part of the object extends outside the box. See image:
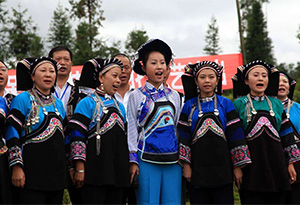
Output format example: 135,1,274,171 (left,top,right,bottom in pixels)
6,53,243,94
